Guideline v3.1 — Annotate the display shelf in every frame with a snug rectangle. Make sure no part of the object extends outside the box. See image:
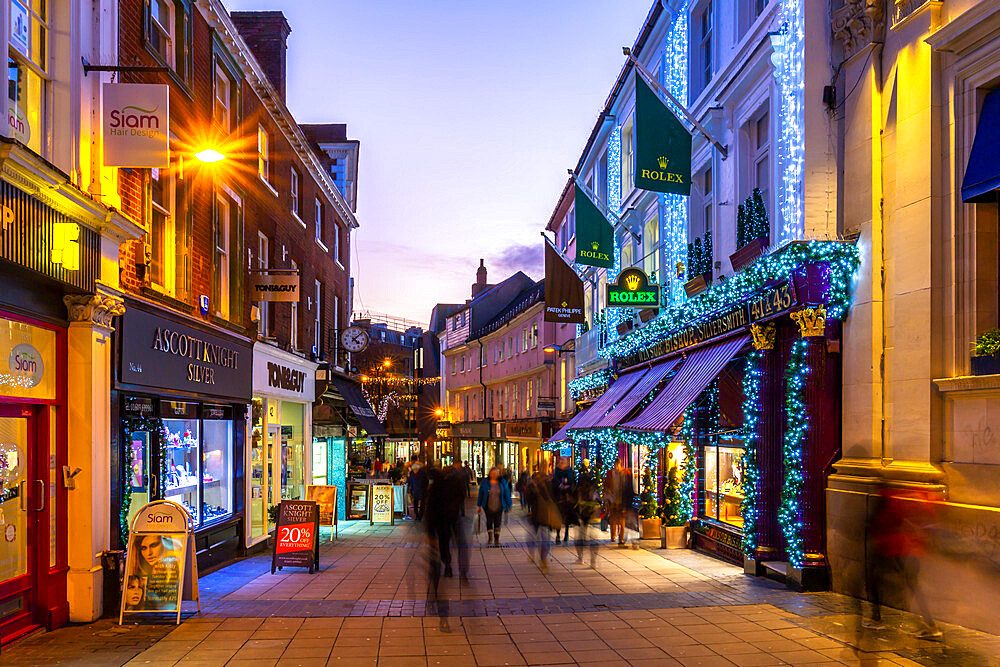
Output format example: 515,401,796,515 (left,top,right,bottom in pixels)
164,478,221,497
